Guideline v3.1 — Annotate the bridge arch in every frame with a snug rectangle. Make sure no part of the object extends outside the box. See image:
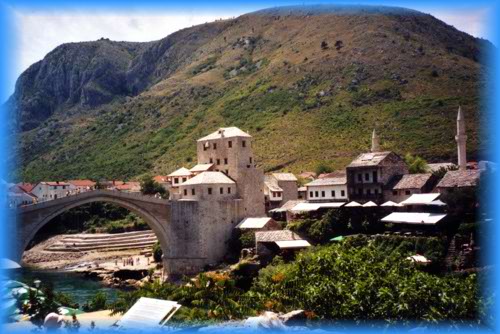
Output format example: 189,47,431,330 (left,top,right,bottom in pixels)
17,191,172,274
